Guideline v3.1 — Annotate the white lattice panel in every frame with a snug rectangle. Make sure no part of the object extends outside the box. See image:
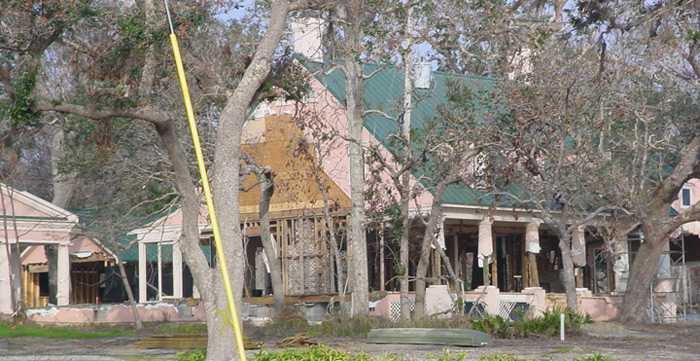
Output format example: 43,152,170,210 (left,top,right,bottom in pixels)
390,300,416,321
